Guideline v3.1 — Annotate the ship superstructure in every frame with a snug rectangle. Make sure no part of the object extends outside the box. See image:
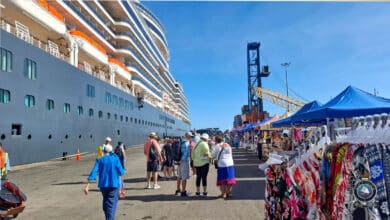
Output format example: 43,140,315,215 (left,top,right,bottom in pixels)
0,0,191,164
